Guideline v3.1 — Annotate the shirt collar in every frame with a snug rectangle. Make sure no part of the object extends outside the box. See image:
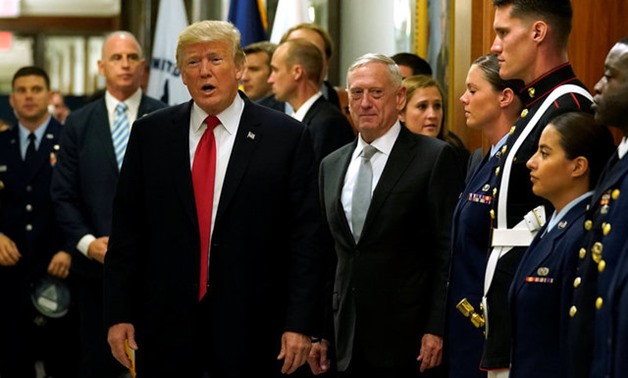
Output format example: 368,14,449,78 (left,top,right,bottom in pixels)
18,116,51,145
546,191,593,232
292,92,322,122
617,137,628,159
191,93,245,135
105,88,142,114
490,132,510,158
353,121,401,160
